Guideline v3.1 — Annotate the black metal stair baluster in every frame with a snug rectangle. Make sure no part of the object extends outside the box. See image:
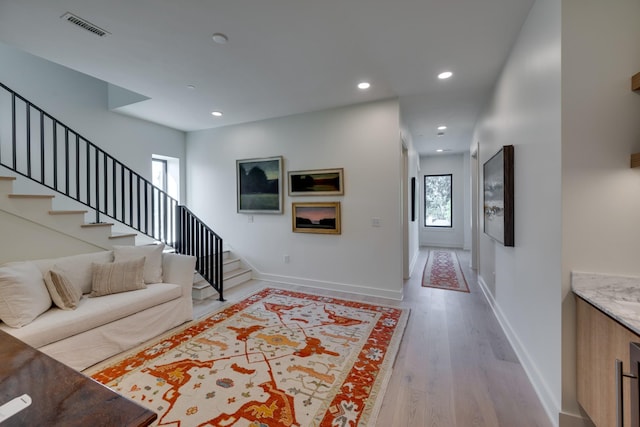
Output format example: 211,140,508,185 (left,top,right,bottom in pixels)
94,145,100,223
39,111,44,184
128,170,133,229
111,156,116,219
10,92,16,168
136,175,142,234
163,192,168,244
1,82,227,298
26,104,31,176
103,151,108,217
85,138,90,207
120,162,125,223
53,120,58,190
